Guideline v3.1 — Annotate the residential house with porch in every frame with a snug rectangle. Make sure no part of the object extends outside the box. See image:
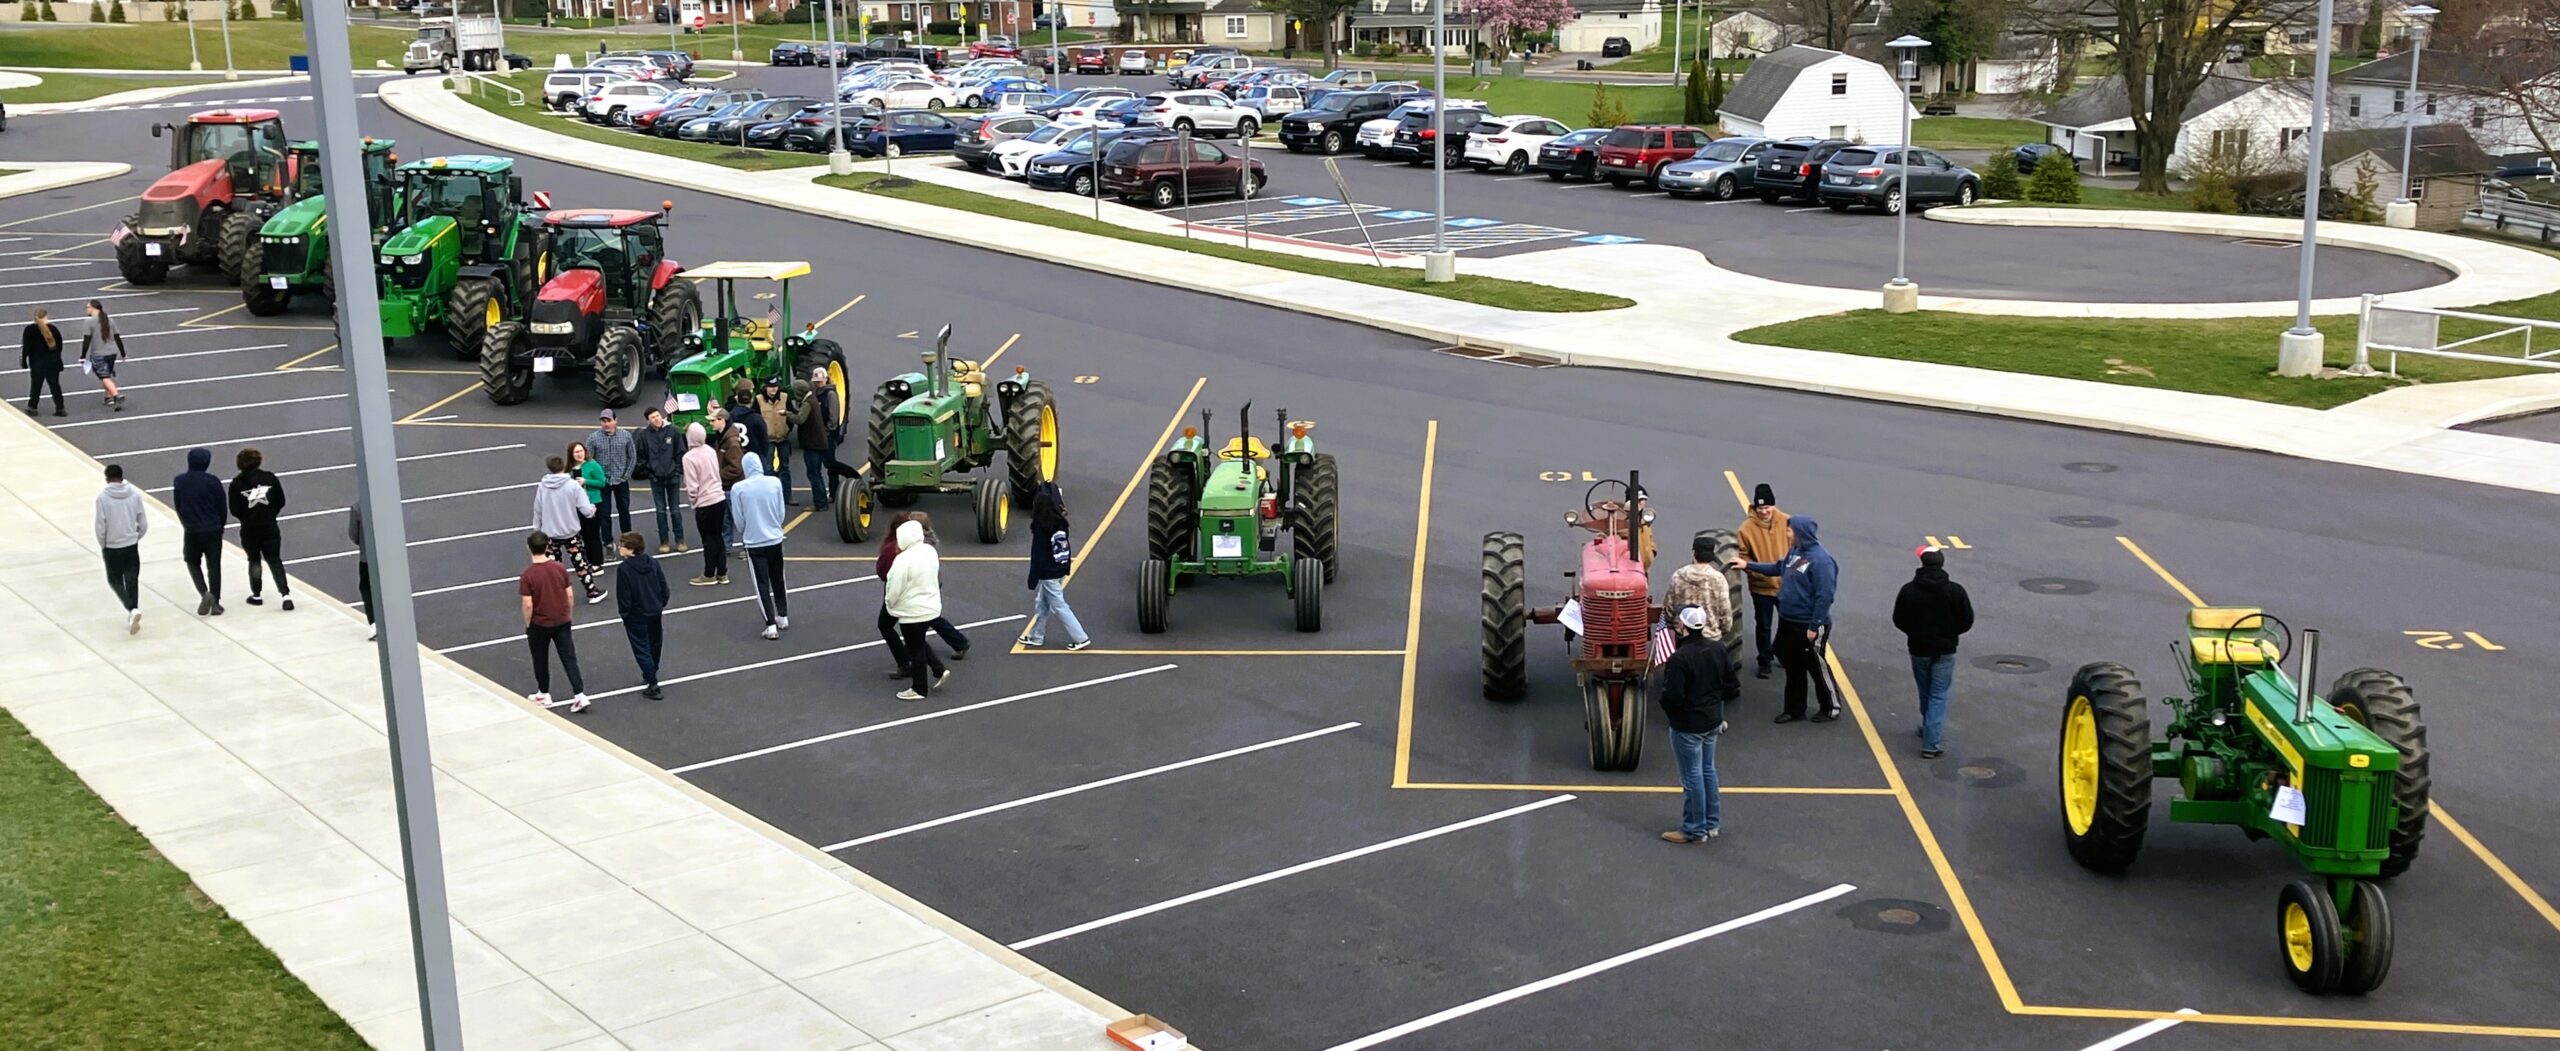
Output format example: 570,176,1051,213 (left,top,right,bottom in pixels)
2328,49,2559,167
2308,123,2498,229
1116,0,1282,46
